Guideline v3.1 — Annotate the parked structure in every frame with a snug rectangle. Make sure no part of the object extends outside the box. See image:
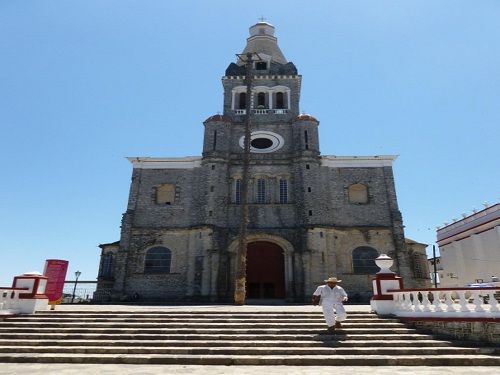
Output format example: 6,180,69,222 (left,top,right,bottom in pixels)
96,21,429,303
